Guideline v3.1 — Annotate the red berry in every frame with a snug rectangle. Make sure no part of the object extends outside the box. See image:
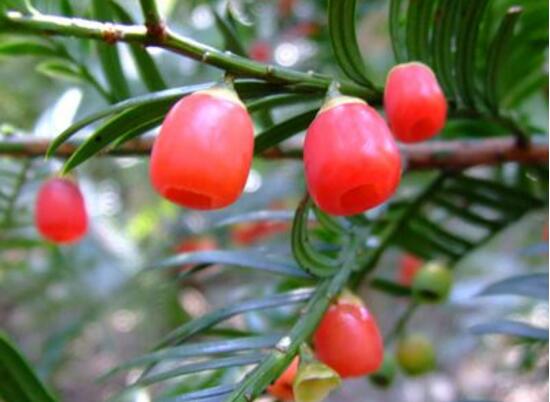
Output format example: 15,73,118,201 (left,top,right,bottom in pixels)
398,254,423,286
267,356,299,401
313,297,384,378
34,177,88,244
304,96,402,216
384,62,447,143
249,41,271,63
150,88,254,209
